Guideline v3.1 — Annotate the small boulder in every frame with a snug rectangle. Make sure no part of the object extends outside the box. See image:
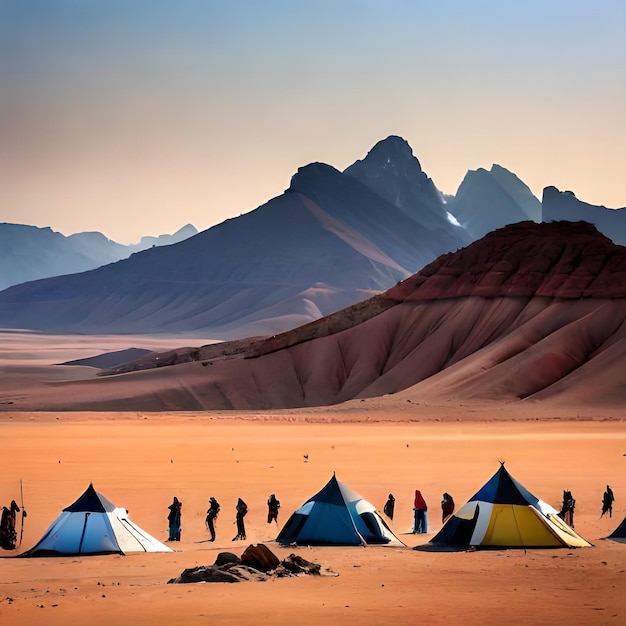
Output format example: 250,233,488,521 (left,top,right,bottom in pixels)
240,544,280,572
281,553,322,576
214,551,240,567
